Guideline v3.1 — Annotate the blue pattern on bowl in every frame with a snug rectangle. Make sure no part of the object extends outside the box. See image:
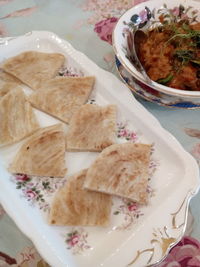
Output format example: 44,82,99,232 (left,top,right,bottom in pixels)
115,56,200,109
